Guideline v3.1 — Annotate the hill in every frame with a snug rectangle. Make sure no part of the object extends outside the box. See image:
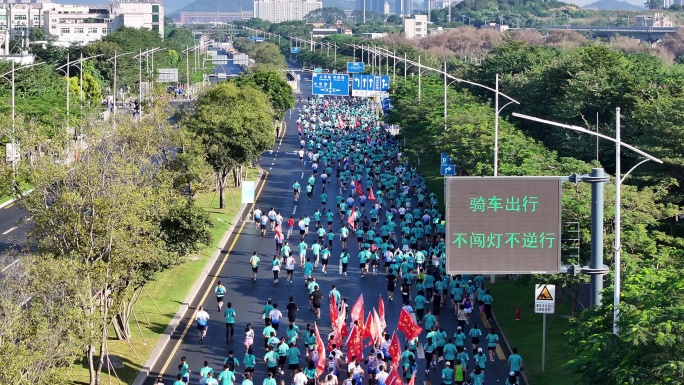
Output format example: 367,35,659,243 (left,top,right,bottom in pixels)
582,0,643,10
